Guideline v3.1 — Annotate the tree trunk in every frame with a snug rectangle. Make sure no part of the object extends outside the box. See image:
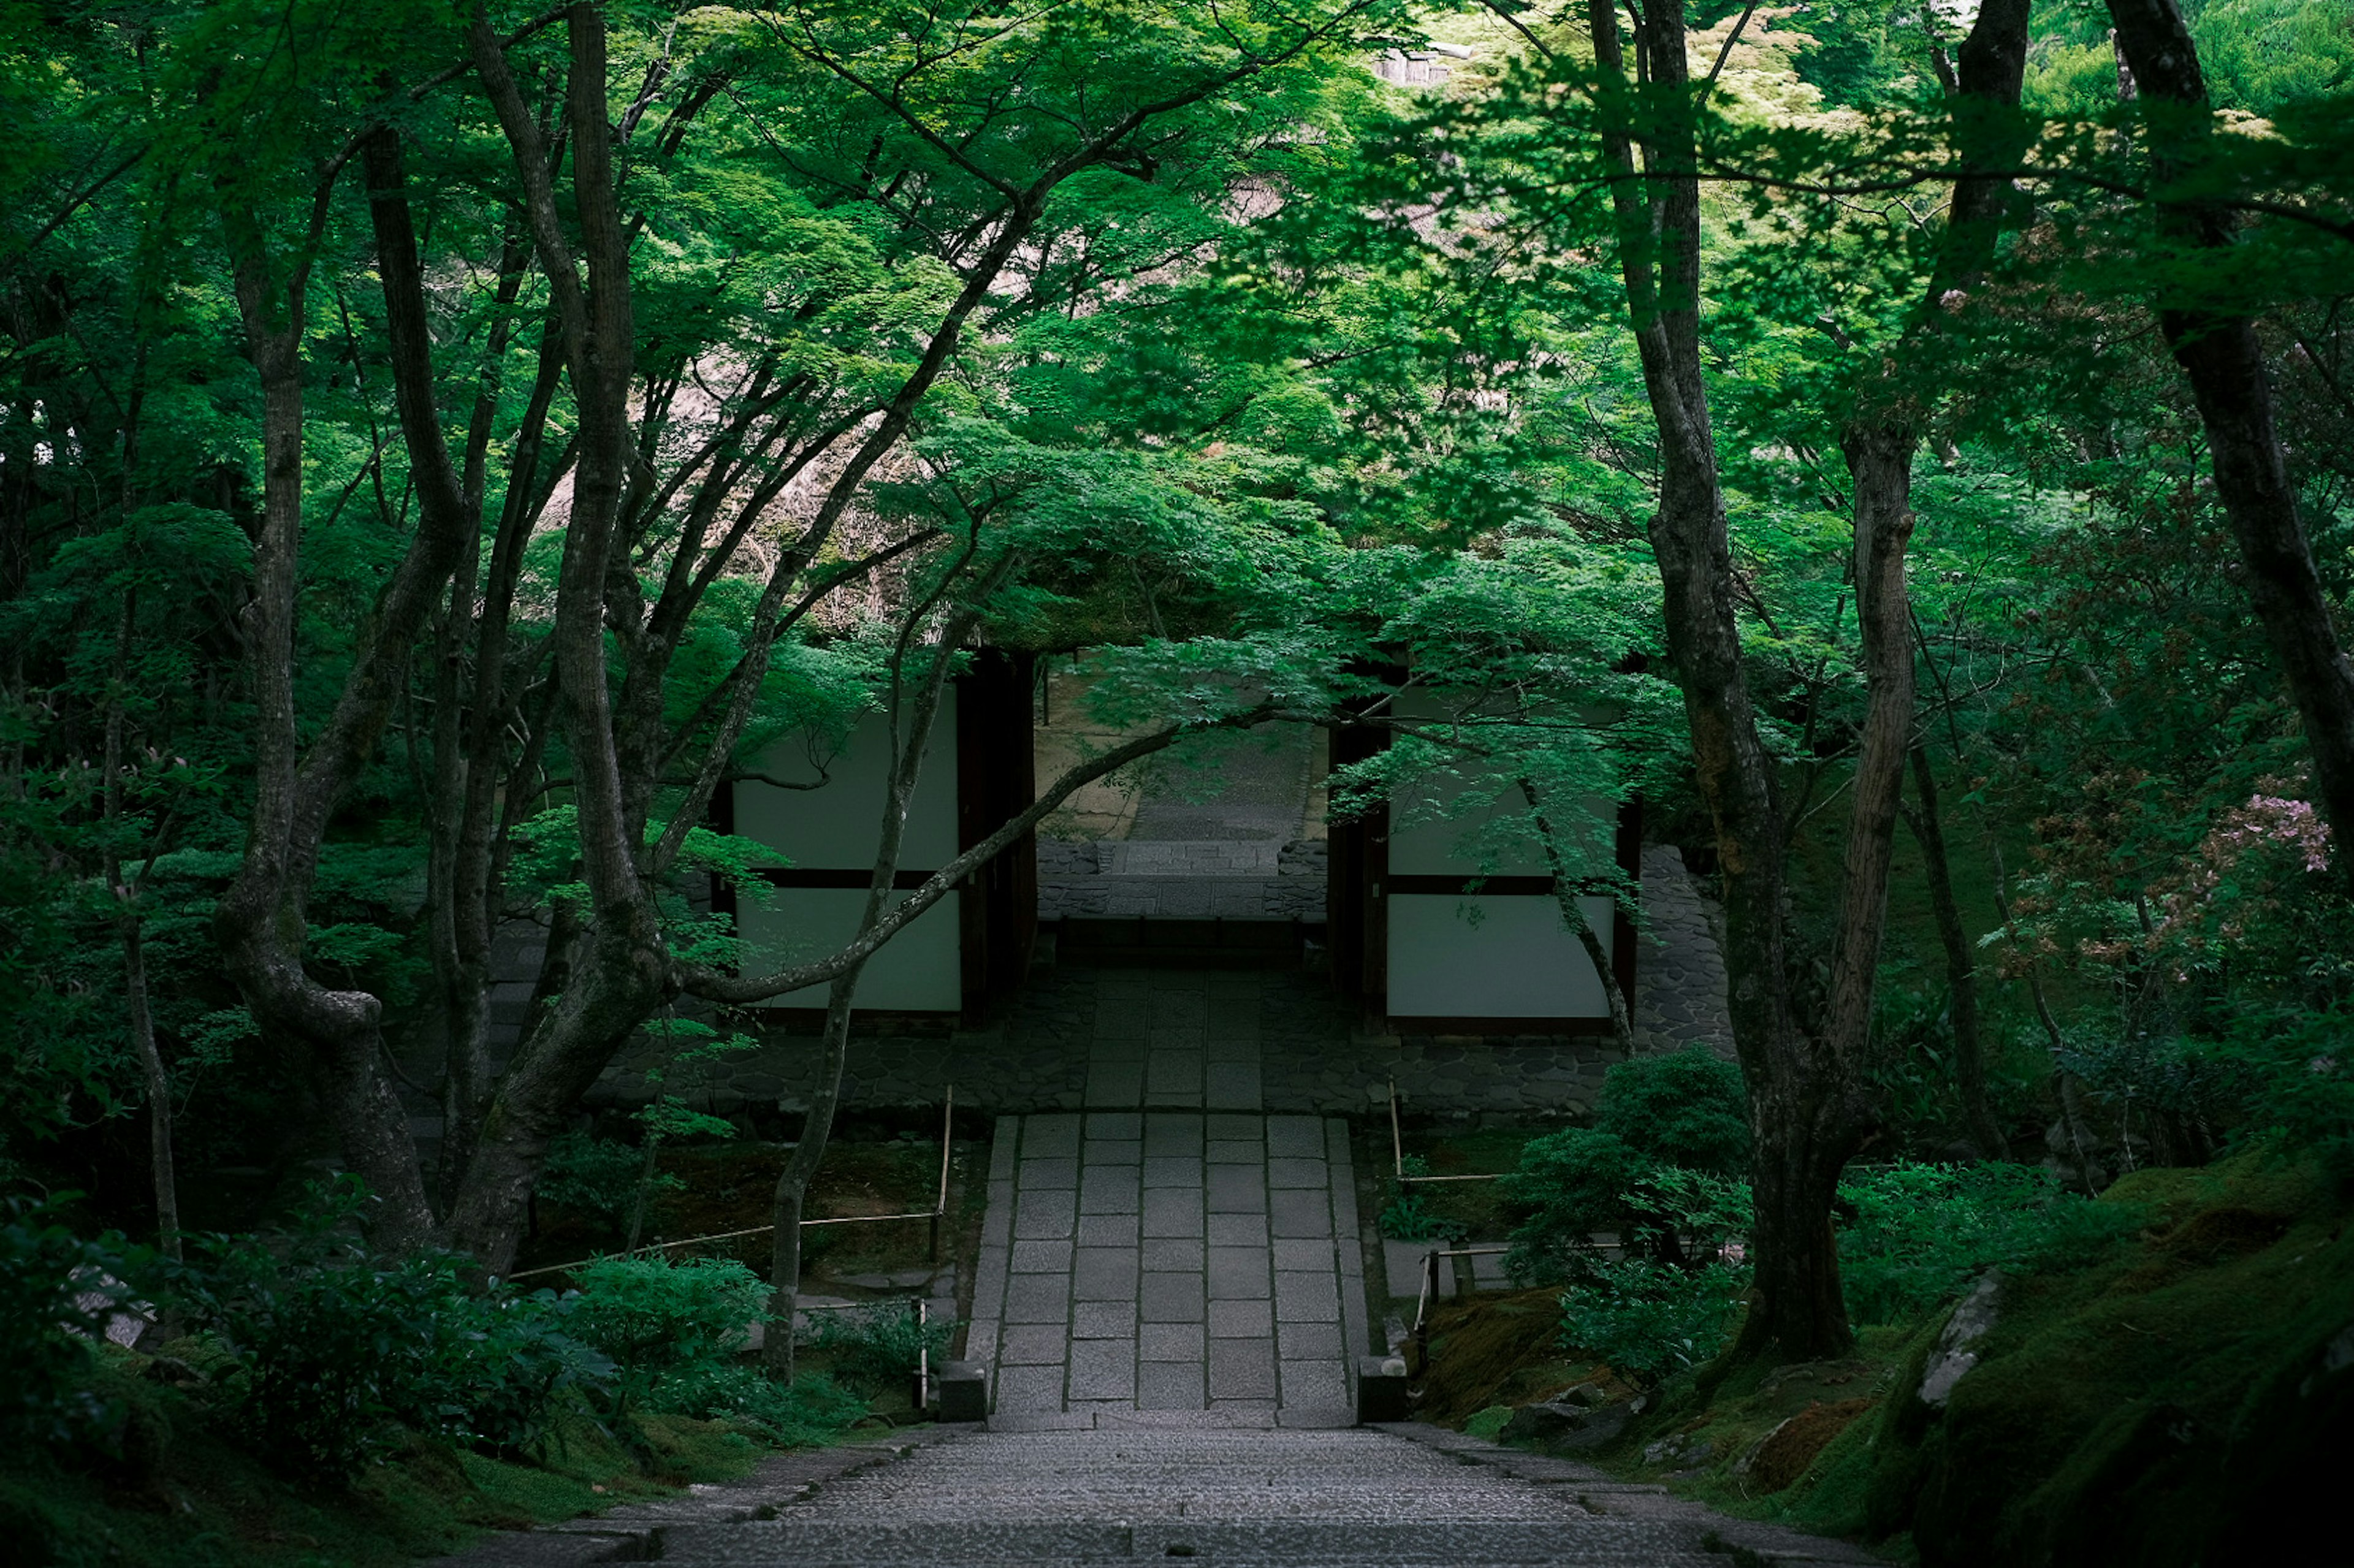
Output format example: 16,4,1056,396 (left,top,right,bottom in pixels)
1902,747,2007,1157
766,970,862,1380
1520,777,1636,1055
1588,0,1853,1362
121,910,178,1262
2103,0,2354,849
